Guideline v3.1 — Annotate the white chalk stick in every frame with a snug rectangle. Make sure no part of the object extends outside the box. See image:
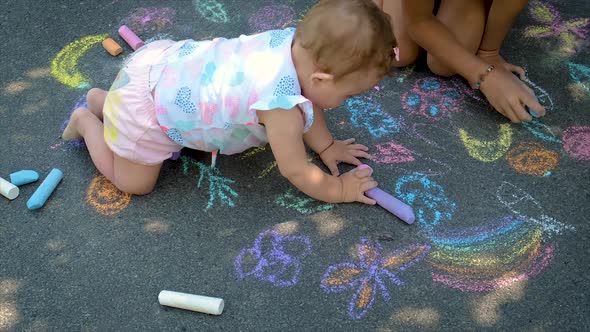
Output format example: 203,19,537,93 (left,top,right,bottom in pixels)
0,177,19,200
158,290,224,315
